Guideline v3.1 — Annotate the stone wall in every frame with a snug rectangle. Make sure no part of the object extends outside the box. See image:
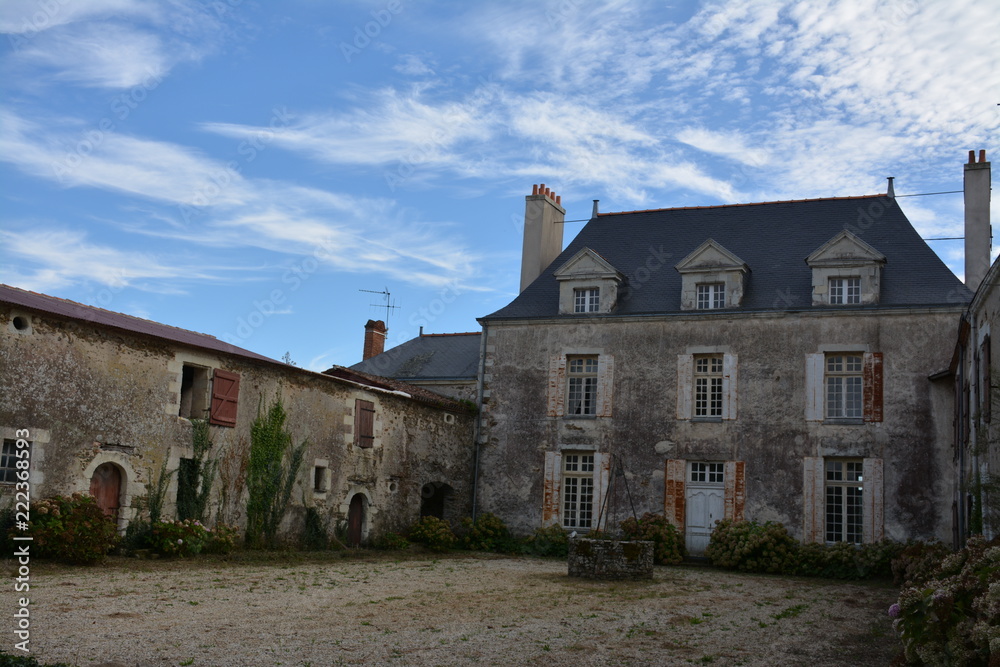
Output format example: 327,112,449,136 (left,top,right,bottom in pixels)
568,538,654,580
